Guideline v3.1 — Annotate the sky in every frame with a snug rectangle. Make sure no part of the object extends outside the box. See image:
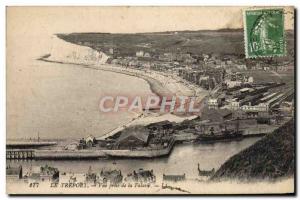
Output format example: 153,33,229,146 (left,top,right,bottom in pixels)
7,6,294,36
